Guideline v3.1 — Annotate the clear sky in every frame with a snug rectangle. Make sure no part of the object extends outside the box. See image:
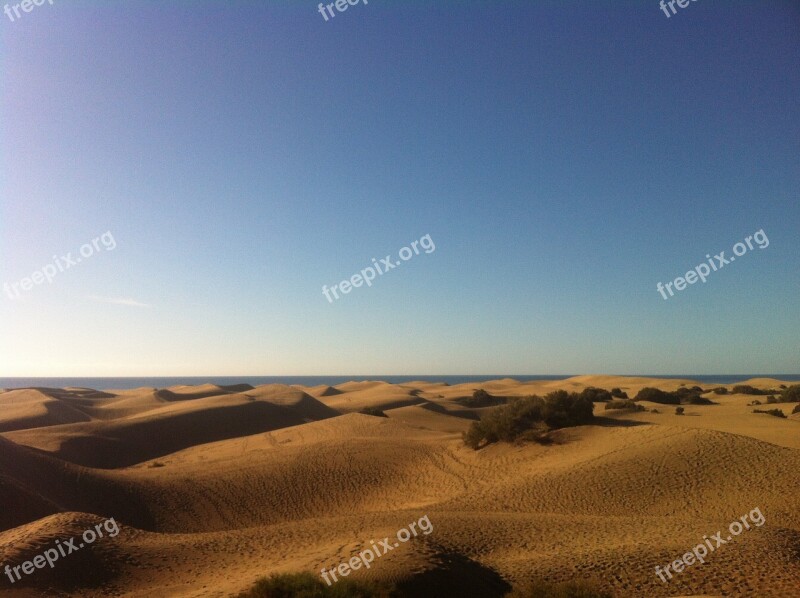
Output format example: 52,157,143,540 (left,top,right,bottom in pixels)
1,1,798,376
